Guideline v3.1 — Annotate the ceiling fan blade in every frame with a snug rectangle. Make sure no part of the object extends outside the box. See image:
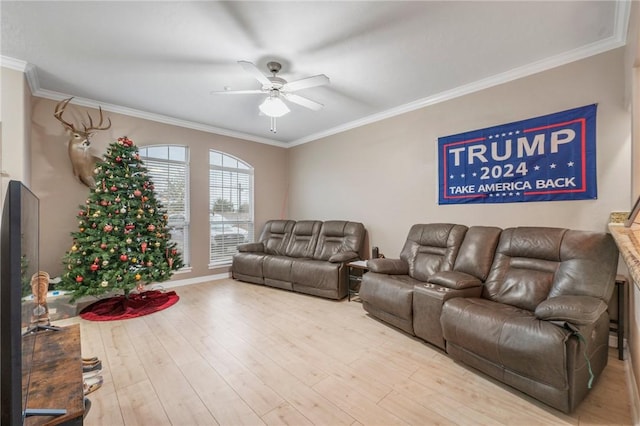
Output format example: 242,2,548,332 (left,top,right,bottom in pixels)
238,61,272,87
283,93,324,111
283,74,330,92
210,89,264,95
